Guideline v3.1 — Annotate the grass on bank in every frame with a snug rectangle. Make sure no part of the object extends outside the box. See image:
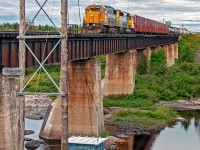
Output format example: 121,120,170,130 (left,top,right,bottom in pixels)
25,34,200,127
111,106,177,127
25,64,60,93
